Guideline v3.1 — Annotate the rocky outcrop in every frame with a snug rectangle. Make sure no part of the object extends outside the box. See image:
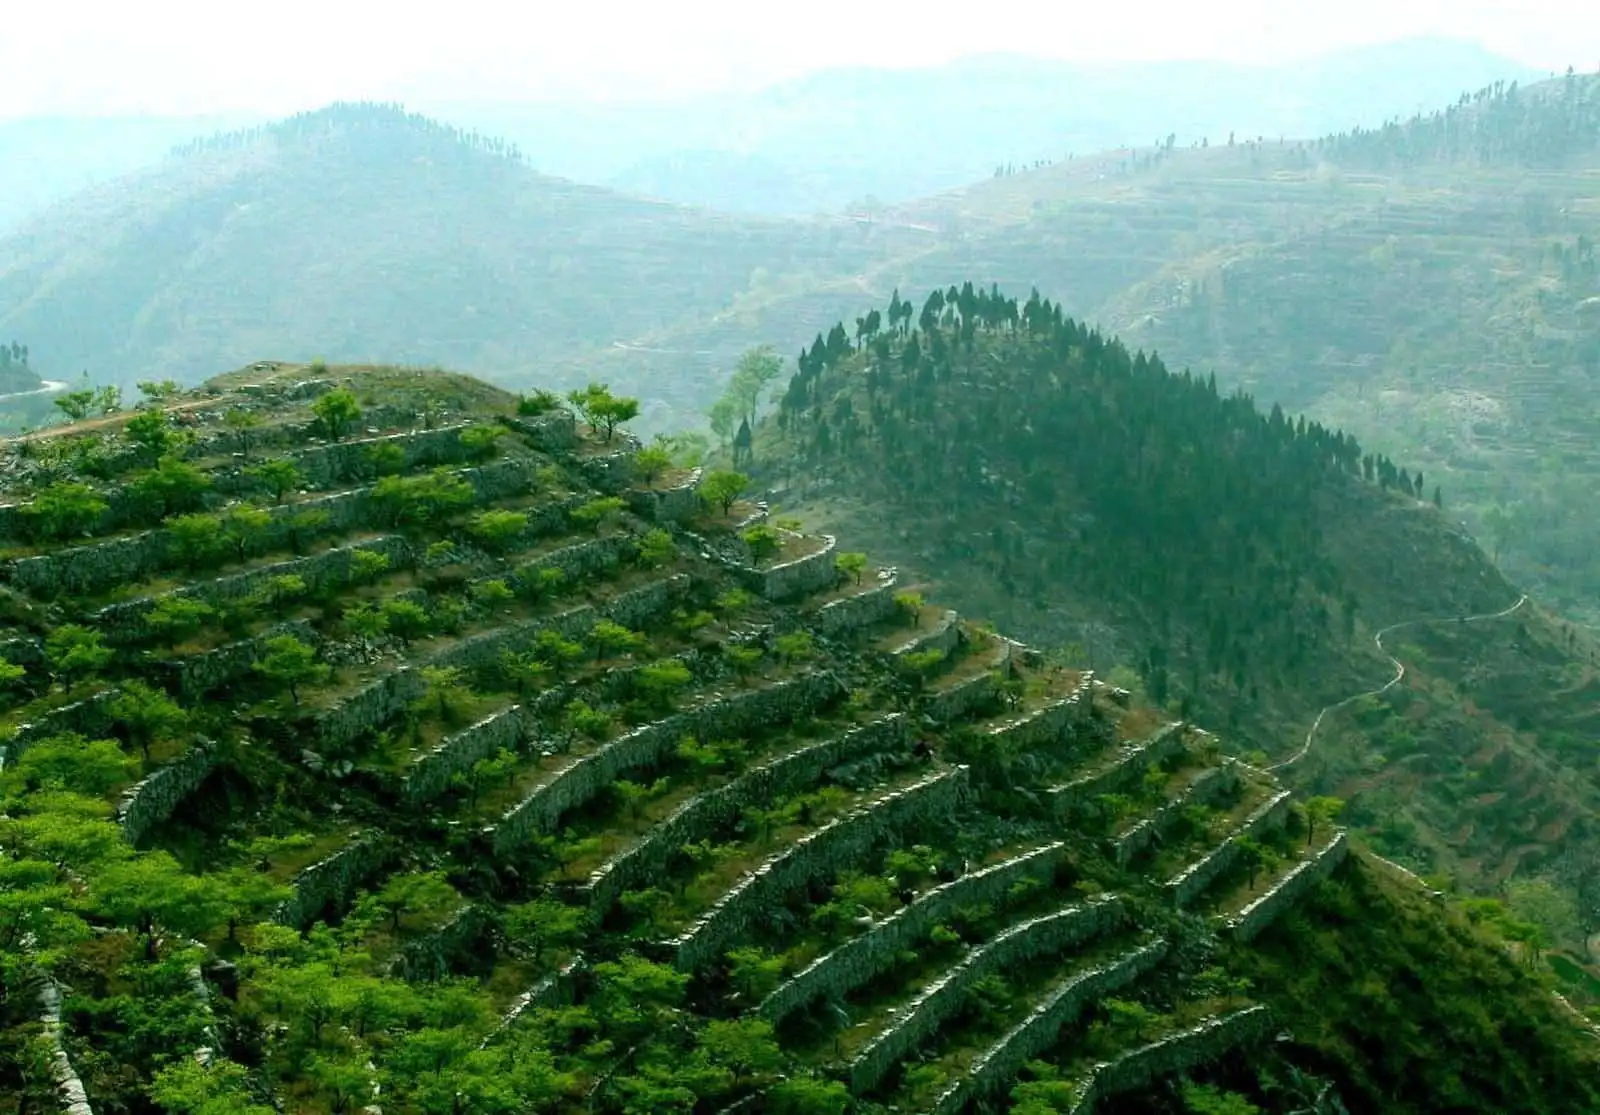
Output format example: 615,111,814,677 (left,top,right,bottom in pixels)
757,842,1070,1027
491,670,846,856
1049,723,1189,816
1112,762,1240,867
117,741,220,845
847,897,1126,1095
670,765,971,973
927,938,1170,1115
402,705,530,803
275,833,397,929
1226,830,1351,942
38,973,95,1115
1063,1006,1275,1115
584,716,909,914
809,569,901,636
1166,790,1294,909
